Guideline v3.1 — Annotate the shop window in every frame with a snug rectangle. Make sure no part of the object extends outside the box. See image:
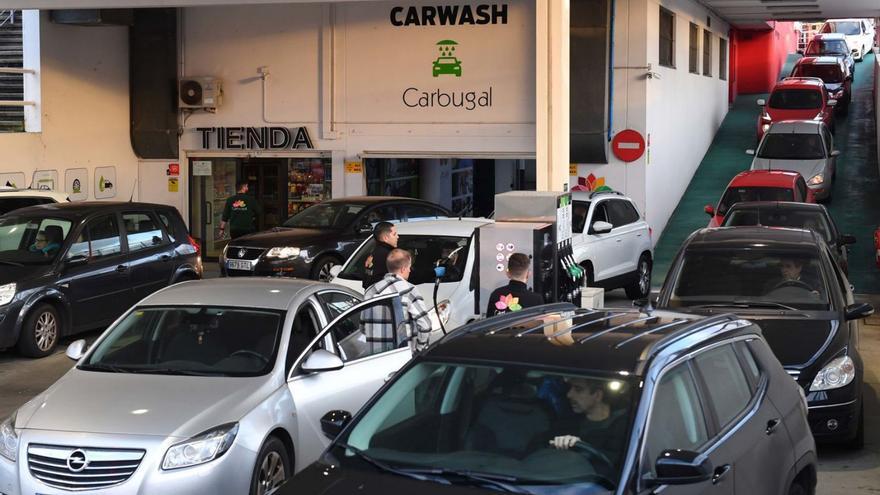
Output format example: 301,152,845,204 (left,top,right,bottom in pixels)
287,158,332,217
688,23,700,74
366,159,420,198
719,38,728,80
658,8,675,68
703,30,712,77
0,10,40,133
